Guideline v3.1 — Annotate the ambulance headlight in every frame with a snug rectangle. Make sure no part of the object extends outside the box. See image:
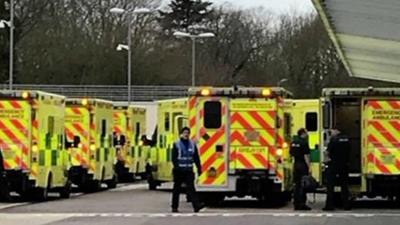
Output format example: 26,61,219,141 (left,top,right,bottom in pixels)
22,91,30,99
262,88,271,97
81,98,88,106
90,144,96,151
276,149,283,156
201,88,211,96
